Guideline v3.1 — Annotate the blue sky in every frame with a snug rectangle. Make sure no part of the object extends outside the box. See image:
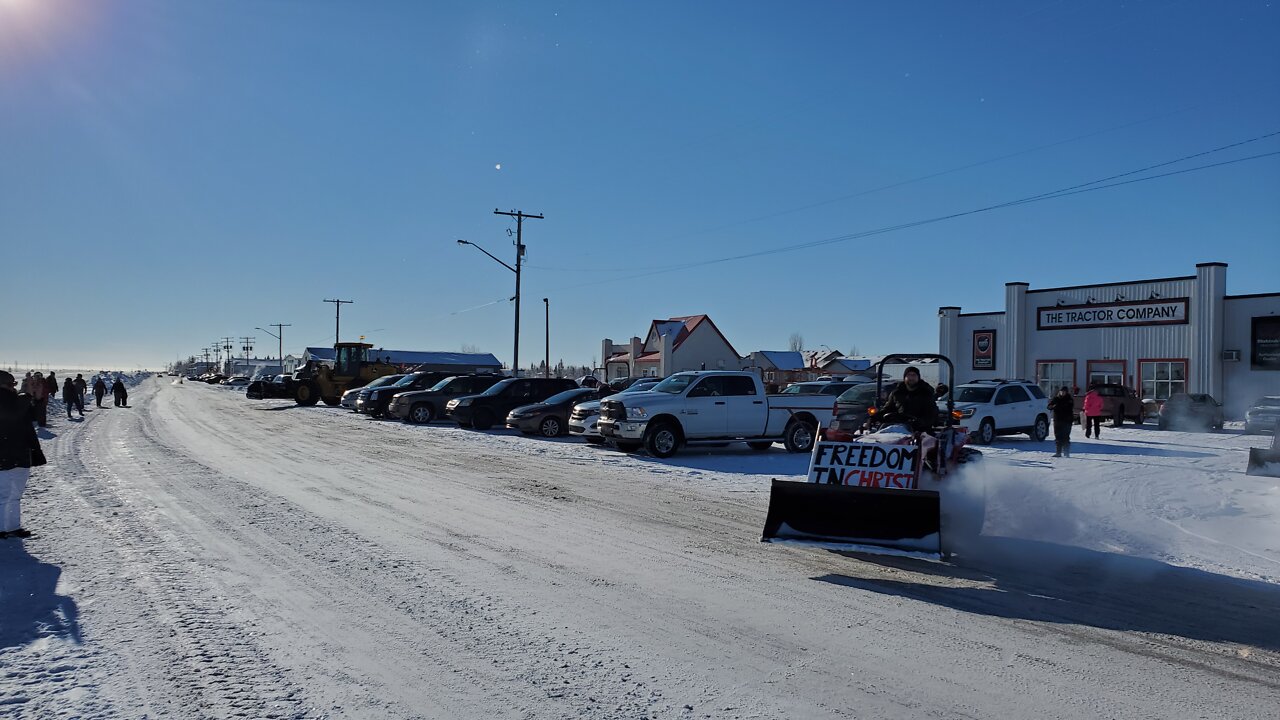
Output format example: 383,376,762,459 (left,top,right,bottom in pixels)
2,0,1278,370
